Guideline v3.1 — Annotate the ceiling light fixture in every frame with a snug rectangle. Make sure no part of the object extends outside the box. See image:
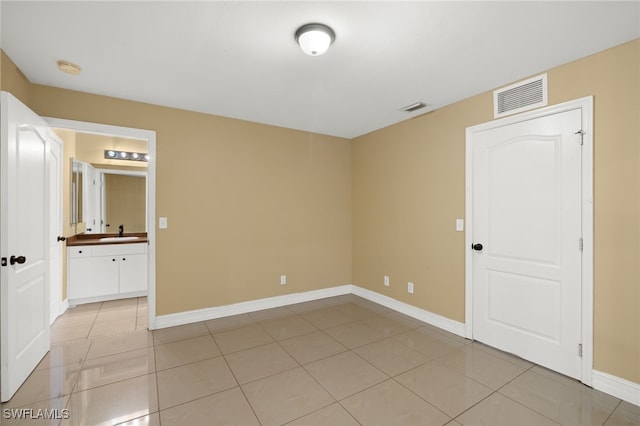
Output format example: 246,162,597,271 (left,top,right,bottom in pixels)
57,60,81,75
295,23,335,56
